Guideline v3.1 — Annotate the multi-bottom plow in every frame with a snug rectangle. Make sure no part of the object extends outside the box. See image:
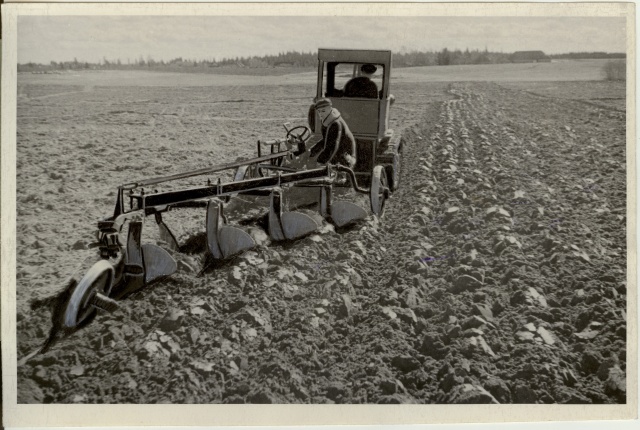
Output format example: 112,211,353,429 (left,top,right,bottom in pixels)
39,126,393,352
